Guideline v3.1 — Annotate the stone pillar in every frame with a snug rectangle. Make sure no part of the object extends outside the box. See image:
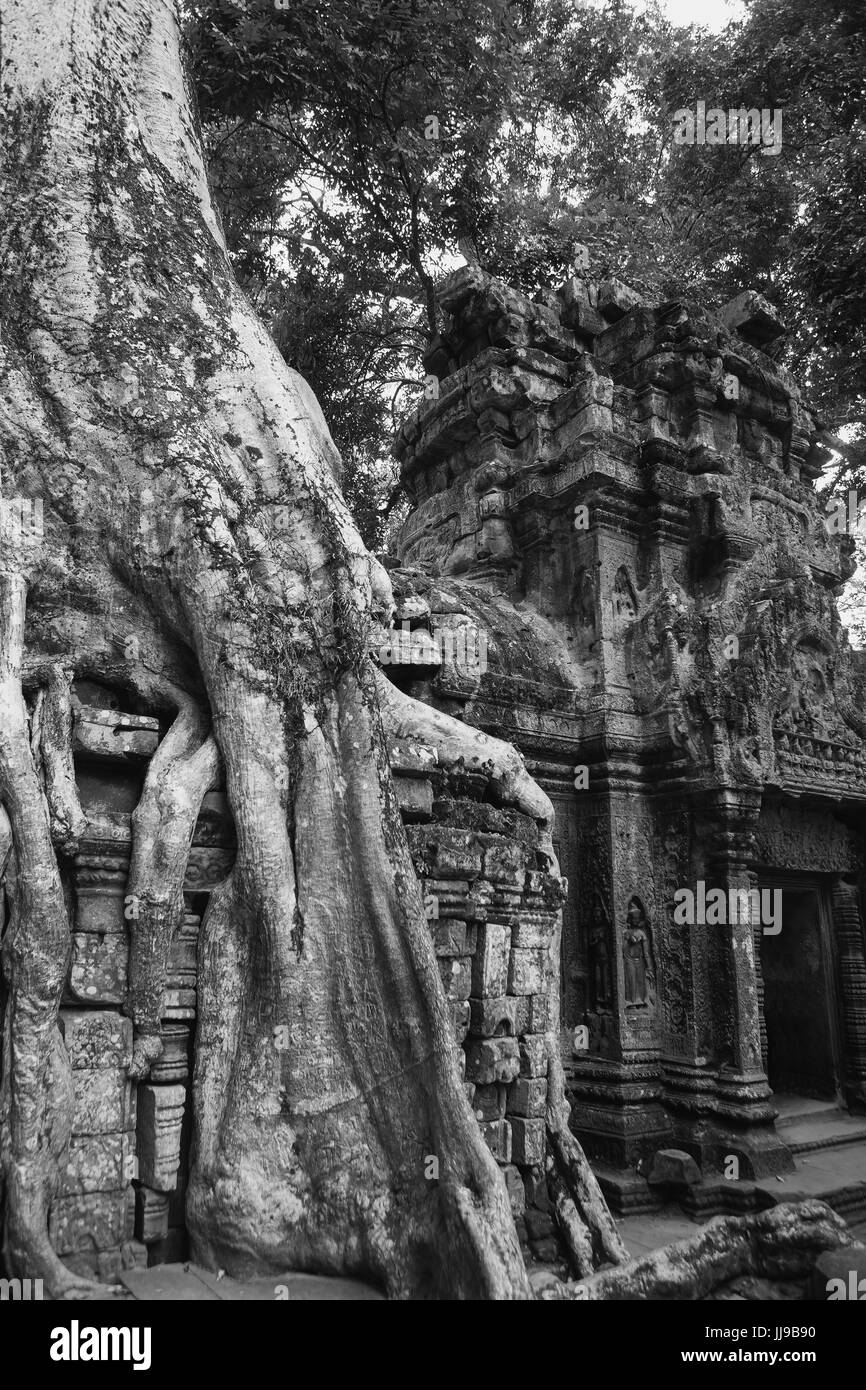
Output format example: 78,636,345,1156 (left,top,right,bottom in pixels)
692,791,793,1179
568,791,671,1207
832,876,866,1111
